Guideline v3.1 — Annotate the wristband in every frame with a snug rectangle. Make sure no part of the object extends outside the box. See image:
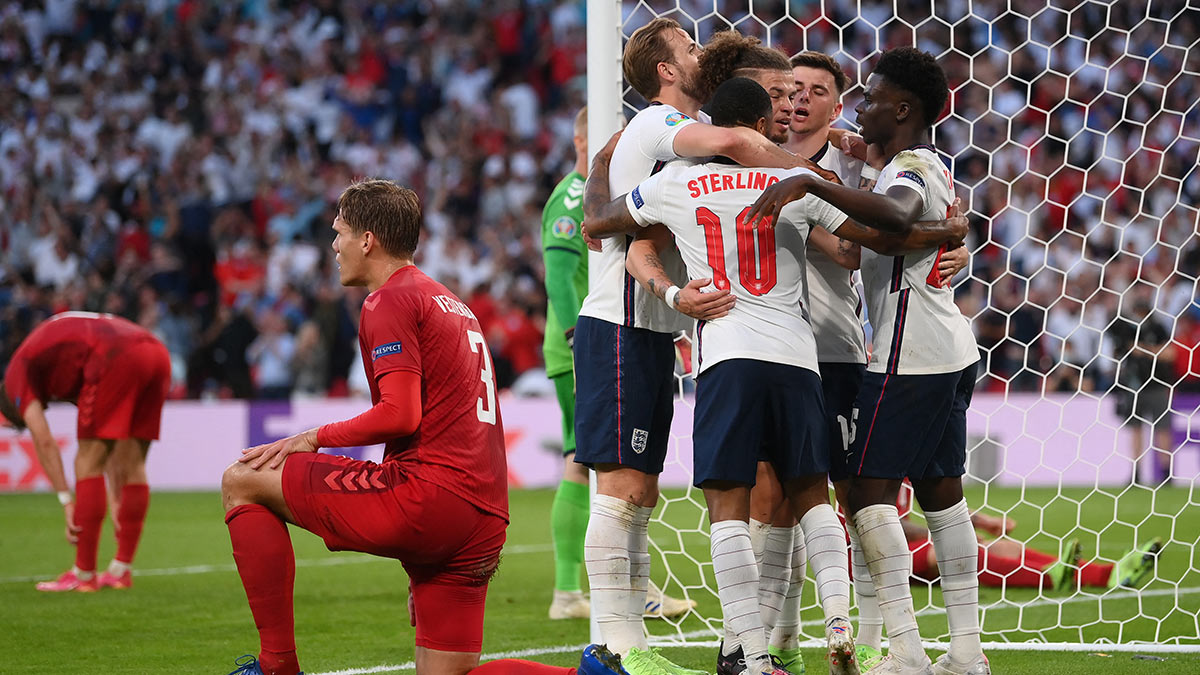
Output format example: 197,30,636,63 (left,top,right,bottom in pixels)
664,285,681,309
860,165,880,180
564,326,575,349
57,491,72,506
